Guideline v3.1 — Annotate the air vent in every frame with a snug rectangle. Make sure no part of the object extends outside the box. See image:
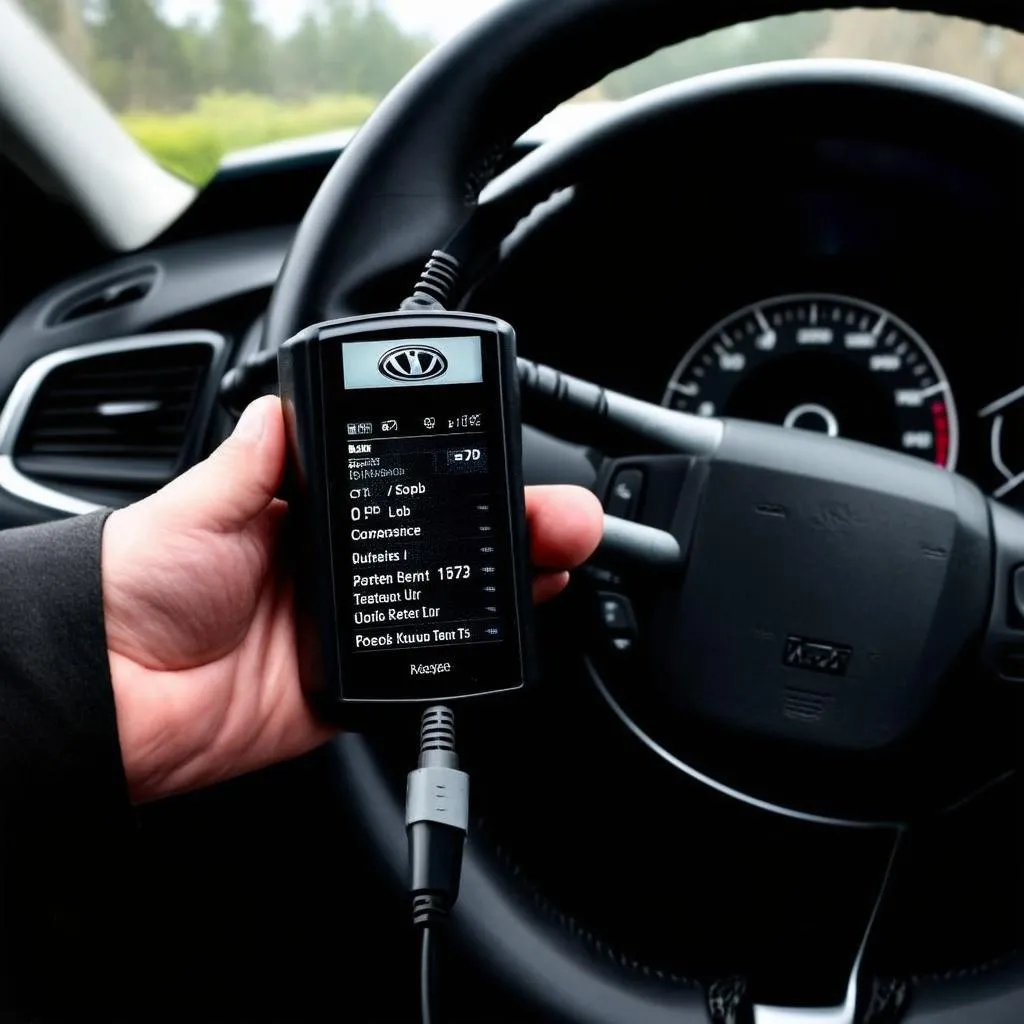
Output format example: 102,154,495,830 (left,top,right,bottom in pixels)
48,267,158,326
0,332,225,512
